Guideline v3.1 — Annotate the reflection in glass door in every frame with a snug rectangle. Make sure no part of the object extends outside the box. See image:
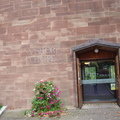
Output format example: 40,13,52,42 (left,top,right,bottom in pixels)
81,60,117,102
